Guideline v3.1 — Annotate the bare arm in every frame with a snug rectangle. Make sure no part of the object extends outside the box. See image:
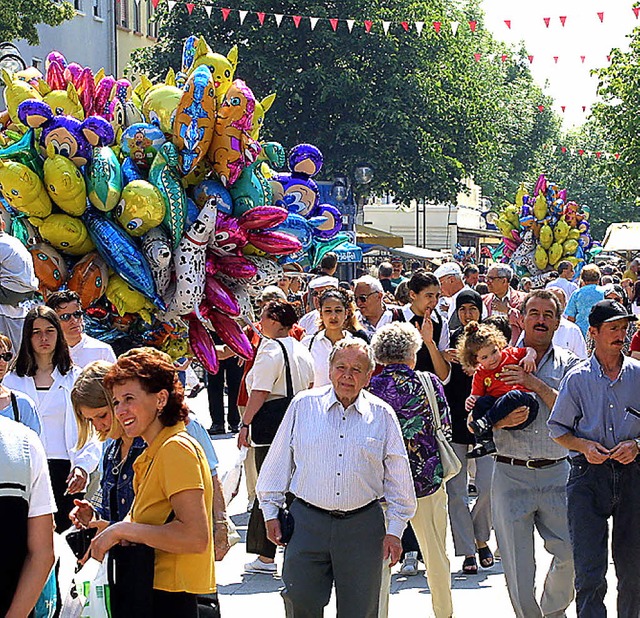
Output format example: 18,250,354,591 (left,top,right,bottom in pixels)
566,315,576,323
519,347,537,373
552,431,610,464
237,389,270,448
5,514,55,618
212,474,230,561
501,365,558,410
420,315,451,383
91,489,210,561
